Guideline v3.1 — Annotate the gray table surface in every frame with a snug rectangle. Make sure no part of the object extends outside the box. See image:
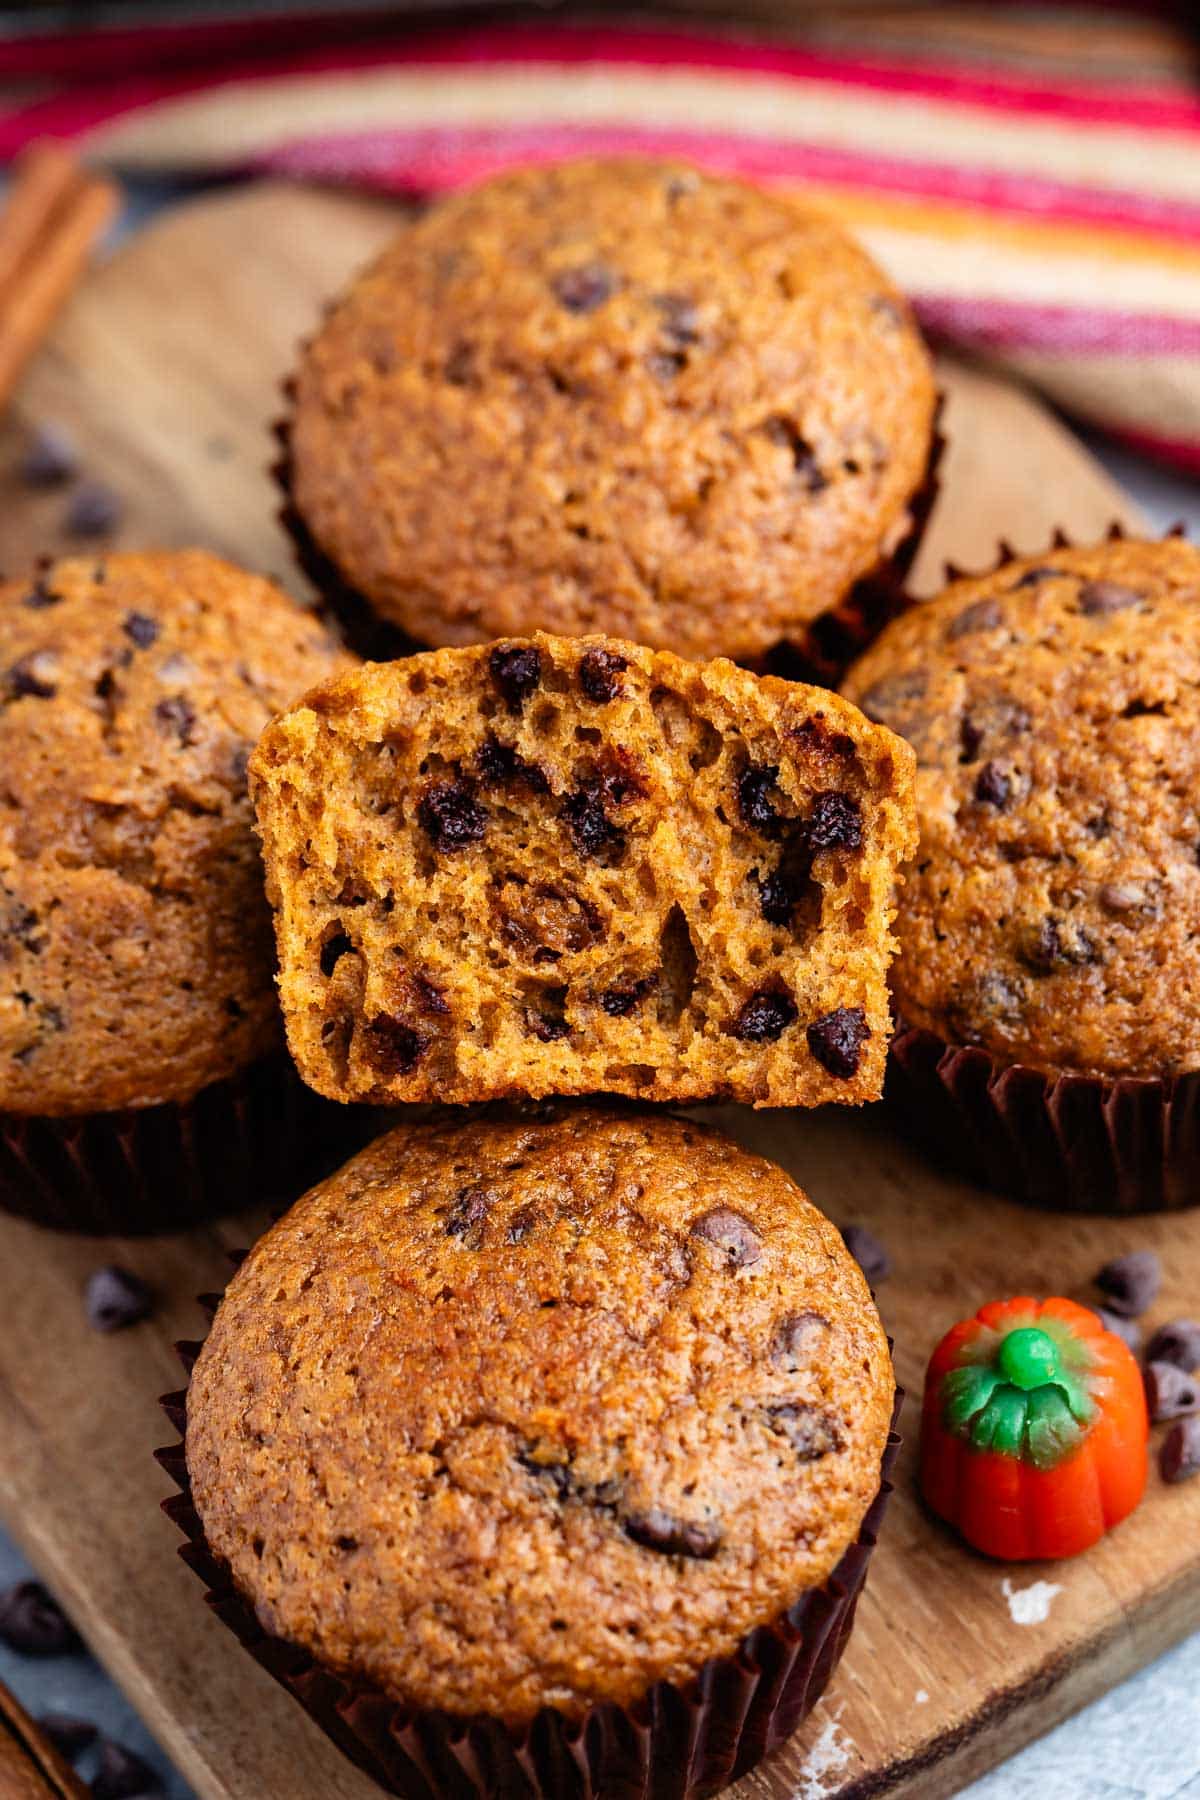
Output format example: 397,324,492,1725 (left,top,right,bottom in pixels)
0,187,1198,1799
